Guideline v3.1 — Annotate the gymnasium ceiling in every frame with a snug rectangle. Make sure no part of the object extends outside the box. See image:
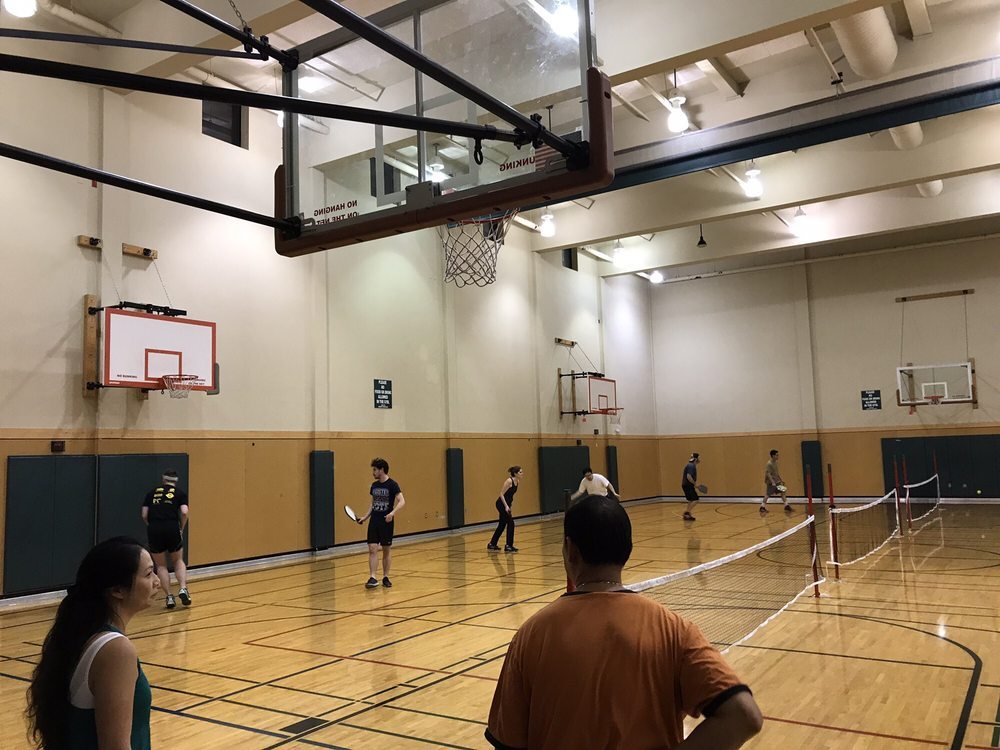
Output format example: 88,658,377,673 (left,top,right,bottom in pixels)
10,0,1000,279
